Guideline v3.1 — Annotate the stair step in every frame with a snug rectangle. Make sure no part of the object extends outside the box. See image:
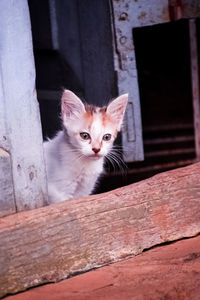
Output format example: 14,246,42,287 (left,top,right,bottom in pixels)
126,159,196,175
143,123,193,132
145,148,195,158
144,135,194,145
